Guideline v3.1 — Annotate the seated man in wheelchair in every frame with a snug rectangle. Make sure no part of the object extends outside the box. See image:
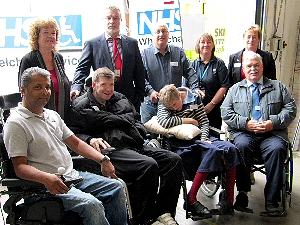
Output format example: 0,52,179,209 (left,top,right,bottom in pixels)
3,67,128,225
157,84,242,217
65,67,183,225
221,51,296,216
